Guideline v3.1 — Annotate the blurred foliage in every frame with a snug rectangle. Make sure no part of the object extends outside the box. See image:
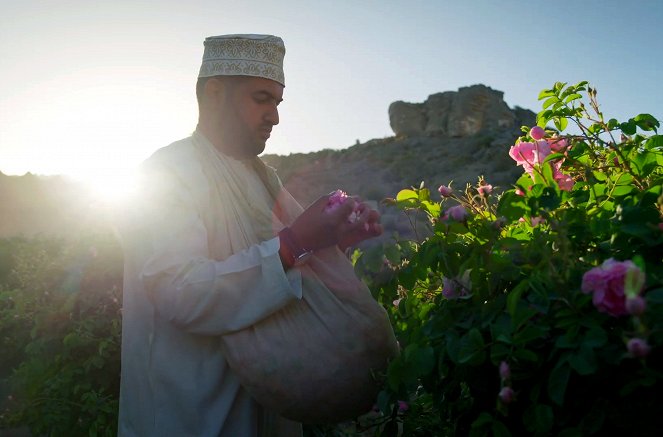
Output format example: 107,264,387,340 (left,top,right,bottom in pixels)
0,233,123,436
